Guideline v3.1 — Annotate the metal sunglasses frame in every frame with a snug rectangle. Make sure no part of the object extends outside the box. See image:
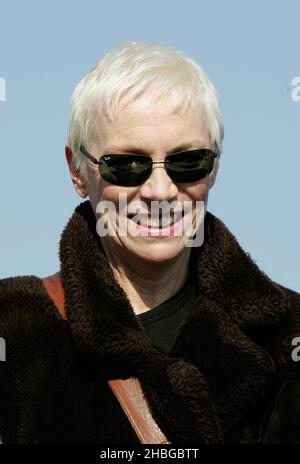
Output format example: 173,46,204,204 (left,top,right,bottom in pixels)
79,144,218,171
